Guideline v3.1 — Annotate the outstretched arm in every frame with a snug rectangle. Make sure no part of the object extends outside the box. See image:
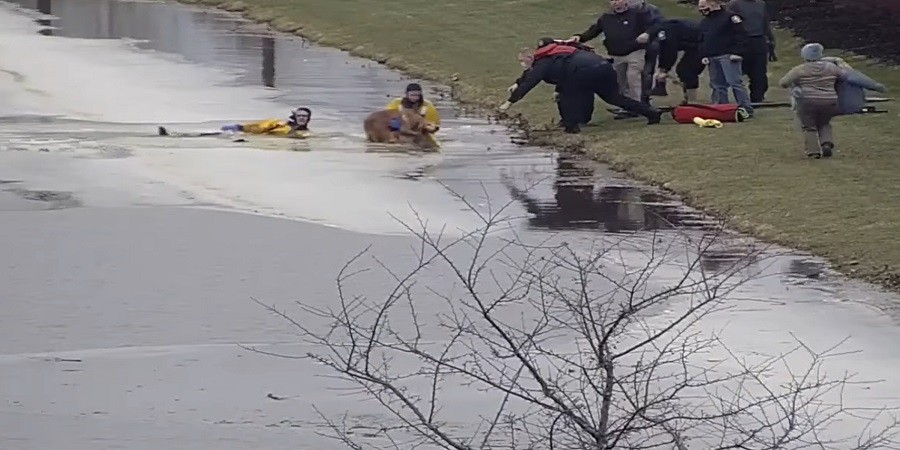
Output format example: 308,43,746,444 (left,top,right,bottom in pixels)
507,62,550,103
576,17,604,43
